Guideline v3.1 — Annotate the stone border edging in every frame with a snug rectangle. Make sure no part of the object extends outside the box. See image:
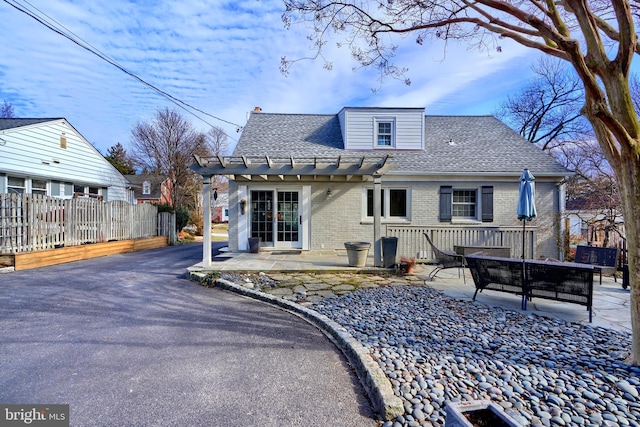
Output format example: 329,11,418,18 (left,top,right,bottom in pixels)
189,272,403,421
